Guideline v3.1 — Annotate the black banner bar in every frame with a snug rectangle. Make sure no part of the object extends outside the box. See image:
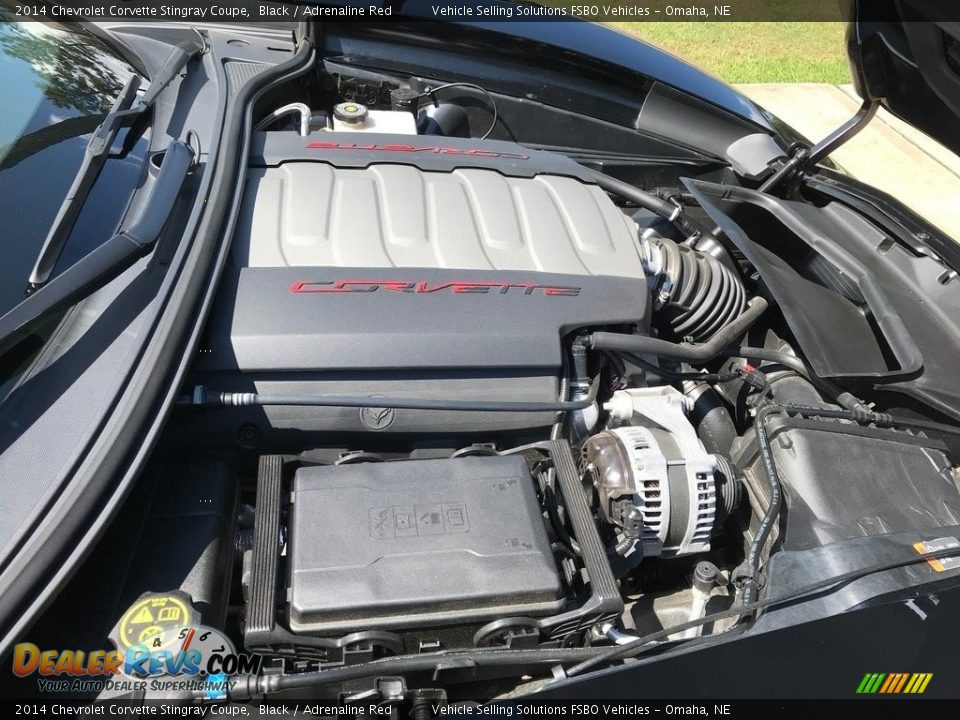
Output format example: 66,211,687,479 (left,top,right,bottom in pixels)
0,0,959,23
2,699,960,717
